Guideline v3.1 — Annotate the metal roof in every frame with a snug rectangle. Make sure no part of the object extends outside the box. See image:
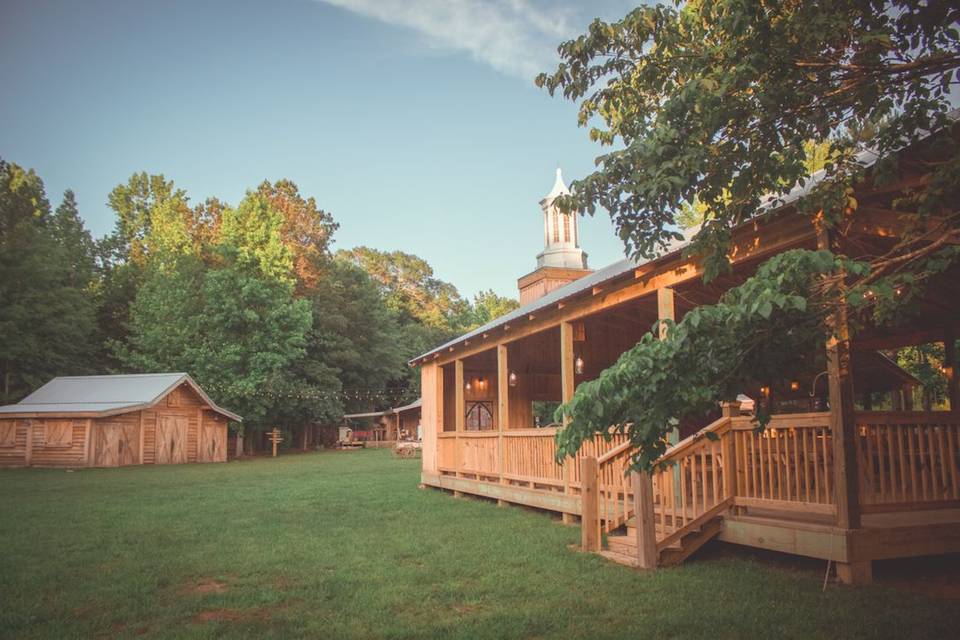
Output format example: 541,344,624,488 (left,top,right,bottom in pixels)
0,373,242,421
410,110,960,366
410,235,691,364
343,398,423,420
